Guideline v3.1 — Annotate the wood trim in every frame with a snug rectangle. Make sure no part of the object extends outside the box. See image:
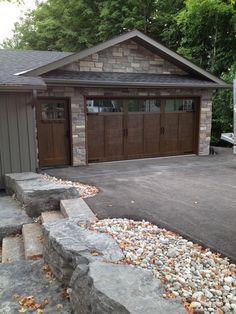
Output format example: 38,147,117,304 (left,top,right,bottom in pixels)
84,96,89,165
194,97,201,155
